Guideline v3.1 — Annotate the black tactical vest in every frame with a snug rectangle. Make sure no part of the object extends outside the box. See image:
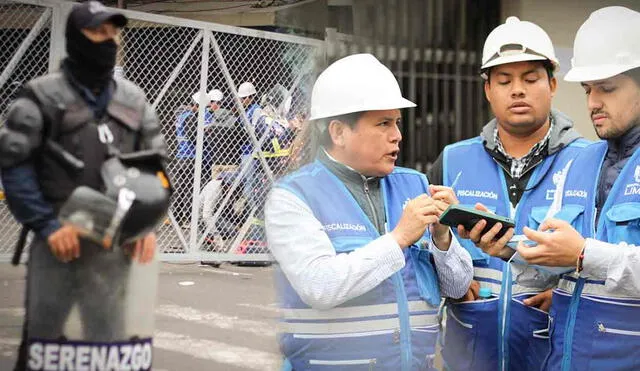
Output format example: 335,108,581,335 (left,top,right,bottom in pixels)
25,72,148,210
